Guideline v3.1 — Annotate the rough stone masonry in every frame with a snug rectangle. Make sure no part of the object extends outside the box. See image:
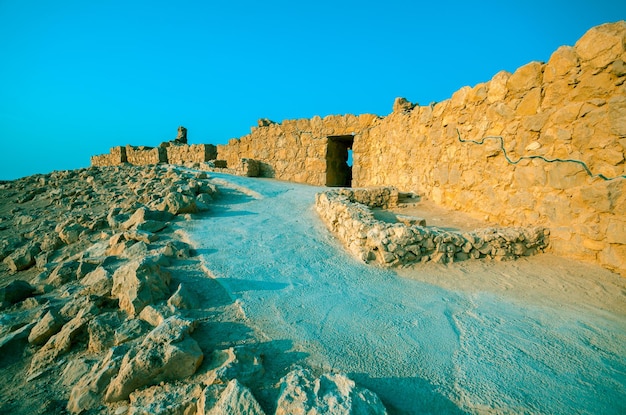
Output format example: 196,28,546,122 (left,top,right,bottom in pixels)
92,22,626,277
